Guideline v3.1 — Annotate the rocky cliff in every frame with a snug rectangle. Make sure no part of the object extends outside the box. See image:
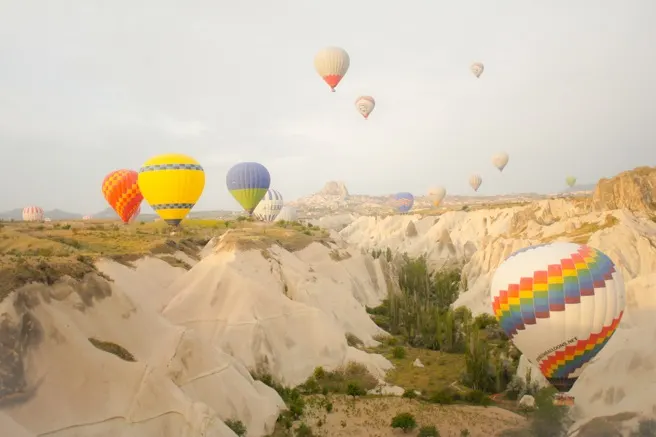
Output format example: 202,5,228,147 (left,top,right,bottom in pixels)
593,166,656,213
